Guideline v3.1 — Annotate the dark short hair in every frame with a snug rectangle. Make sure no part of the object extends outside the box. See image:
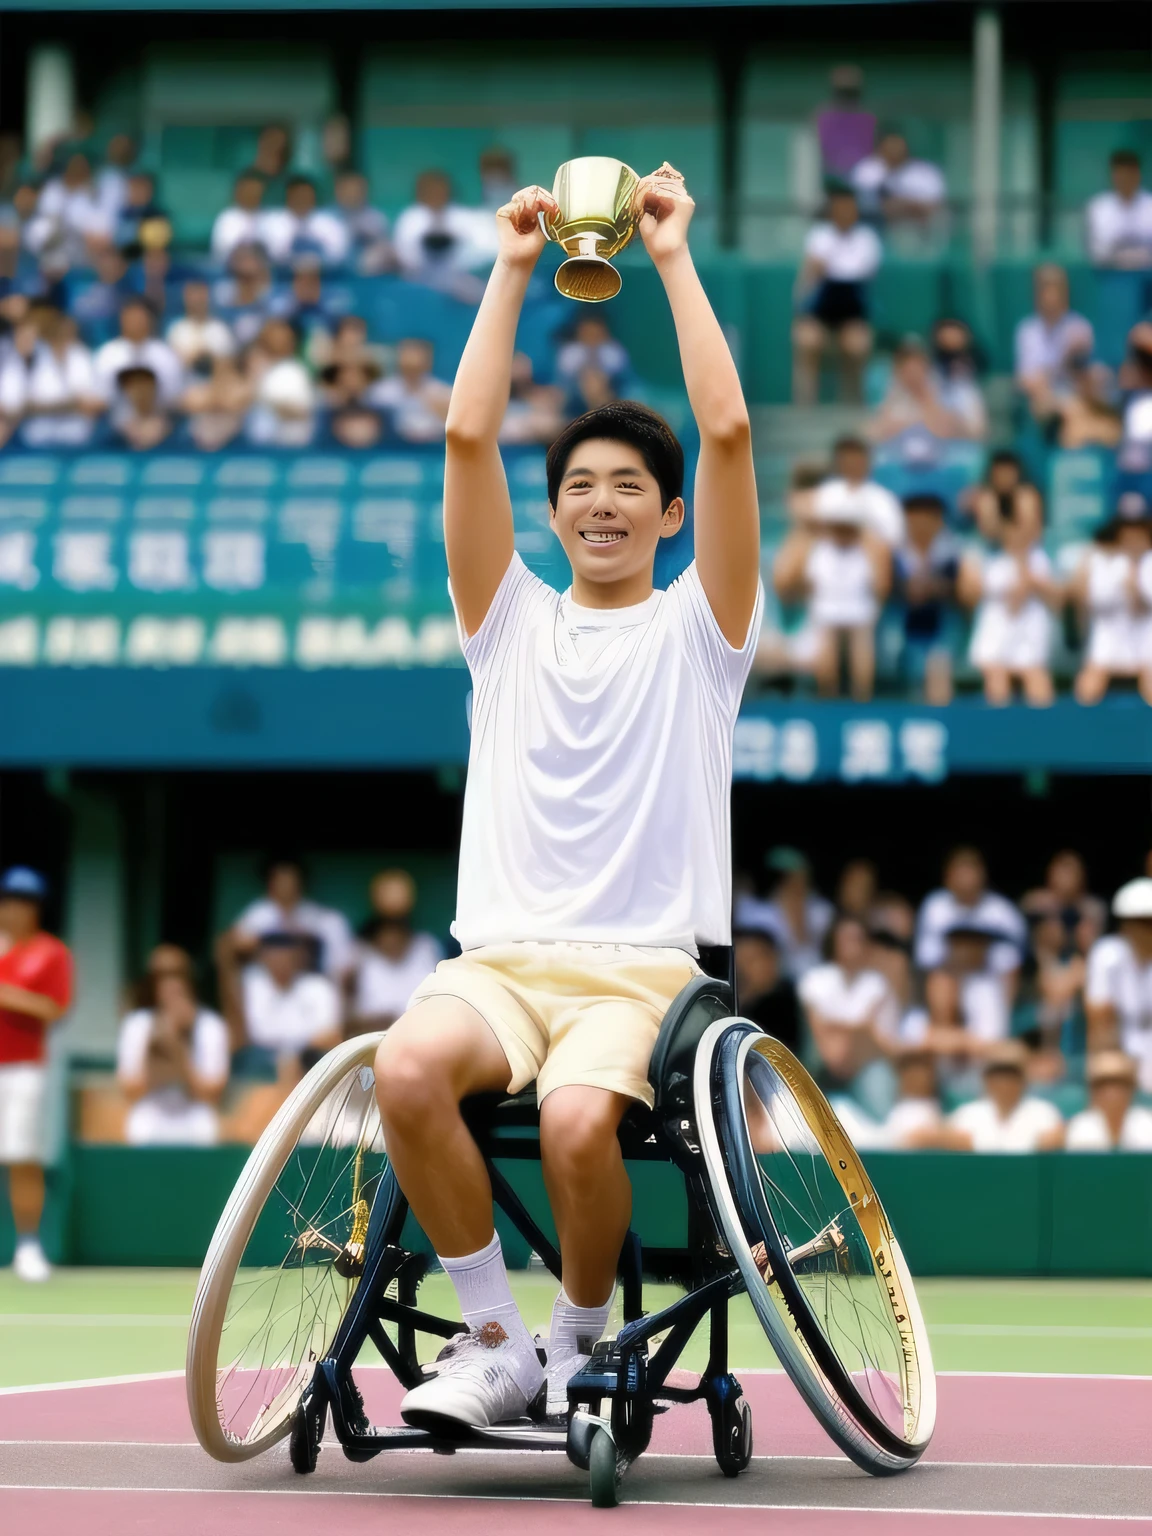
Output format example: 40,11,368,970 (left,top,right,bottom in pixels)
236,167,266,186
287,175,316,194
120,295,156,319
1112,149,1141,170
903,492,946,515
262,853,306,884
990,449,1021,470
545,400,684,511
833,434,869,459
